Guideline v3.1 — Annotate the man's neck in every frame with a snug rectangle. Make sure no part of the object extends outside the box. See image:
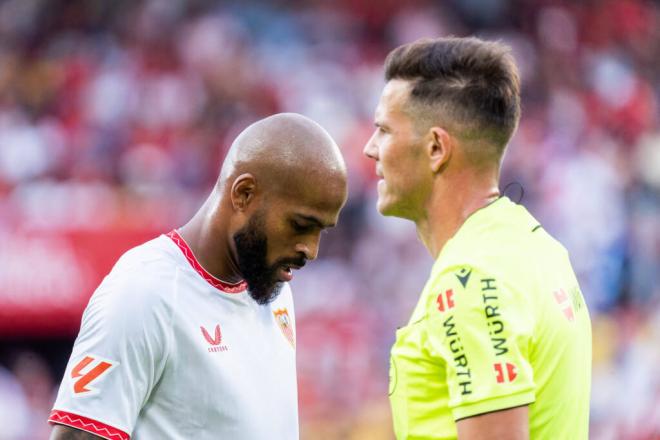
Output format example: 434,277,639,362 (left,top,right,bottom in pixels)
415,171,500,259
178,195,243,283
